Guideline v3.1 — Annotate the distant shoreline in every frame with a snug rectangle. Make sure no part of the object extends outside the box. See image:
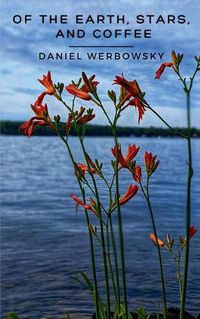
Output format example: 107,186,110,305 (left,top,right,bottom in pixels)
1,121,200,138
